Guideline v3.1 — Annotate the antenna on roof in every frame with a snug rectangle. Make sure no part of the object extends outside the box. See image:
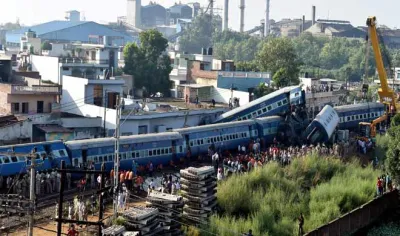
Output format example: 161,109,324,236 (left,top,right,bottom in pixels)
82,11,86,21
